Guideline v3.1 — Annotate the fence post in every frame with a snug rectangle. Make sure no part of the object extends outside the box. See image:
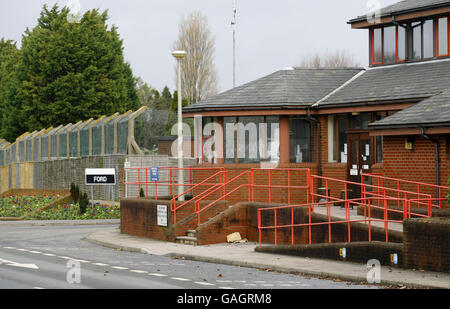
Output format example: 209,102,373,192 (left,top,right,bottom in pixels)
258,209,262,246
